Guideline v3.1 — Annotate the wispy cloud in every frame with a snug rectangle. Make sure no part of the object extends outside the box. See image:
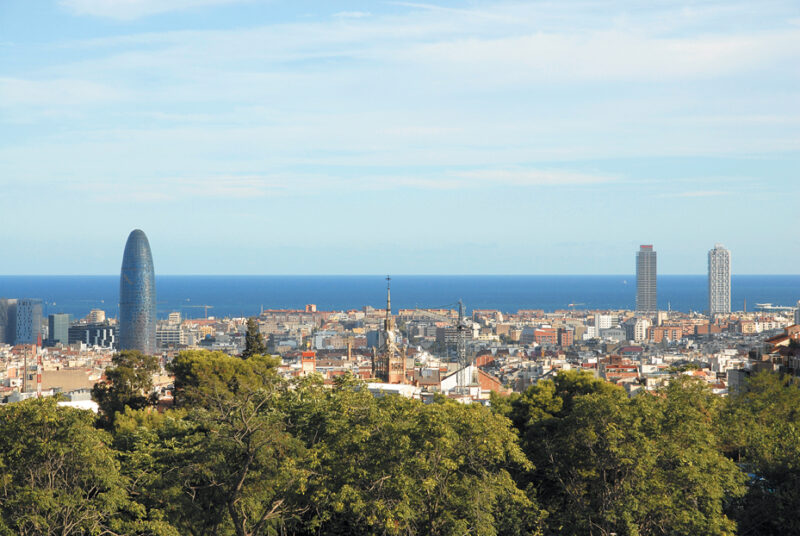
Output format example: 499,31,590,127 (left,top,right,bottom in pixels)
0,77,128,107
453,168,616,187
3,0,798,204
333,11,371,19
61,167,618,202
59,0,251,20
660,190,731,198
